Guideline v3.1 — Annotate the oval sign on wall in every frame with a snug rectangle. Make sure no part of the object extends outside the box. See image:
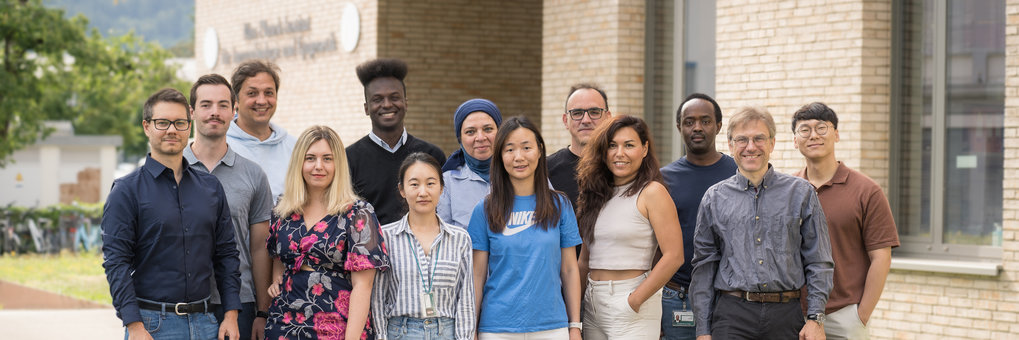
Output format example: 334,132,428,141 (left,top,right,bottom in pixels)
203,27,219,69
341,3,360,52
